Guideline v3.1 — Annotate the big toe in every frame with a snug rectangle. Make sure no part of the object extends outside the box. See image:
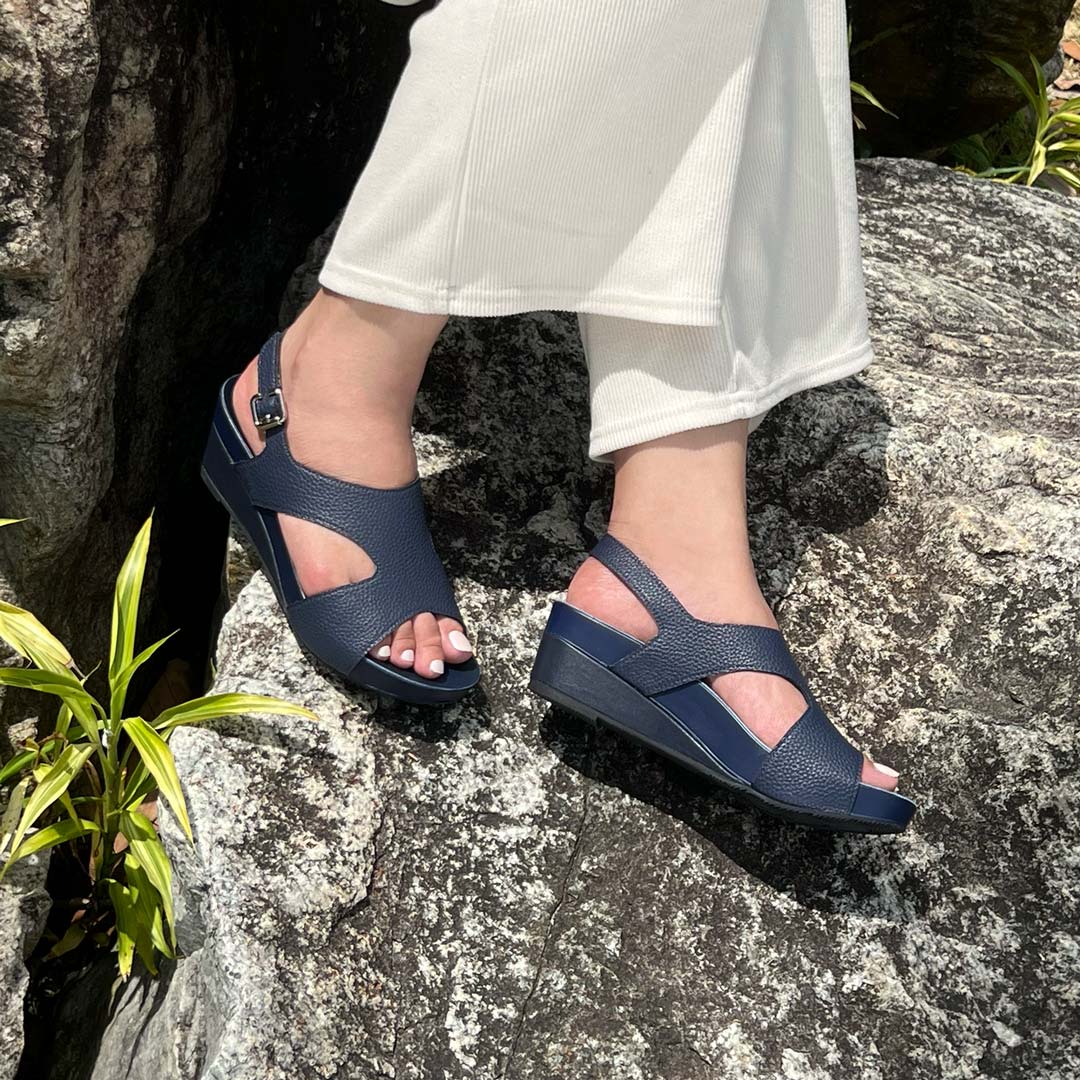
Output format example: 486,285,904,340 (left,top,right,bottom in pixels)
439,616,473,664
861,755,900,791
